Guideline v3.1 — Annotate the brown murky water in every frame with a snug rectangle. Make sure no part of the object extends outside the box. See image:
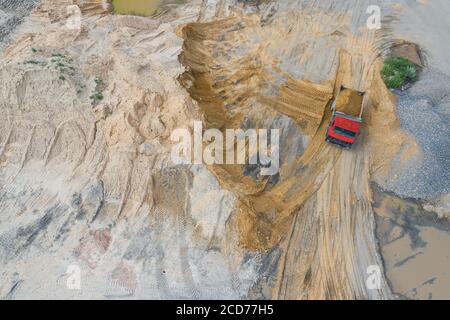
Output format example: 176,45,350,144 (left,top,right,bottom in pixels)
373,186,450,299
113,0,161,16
